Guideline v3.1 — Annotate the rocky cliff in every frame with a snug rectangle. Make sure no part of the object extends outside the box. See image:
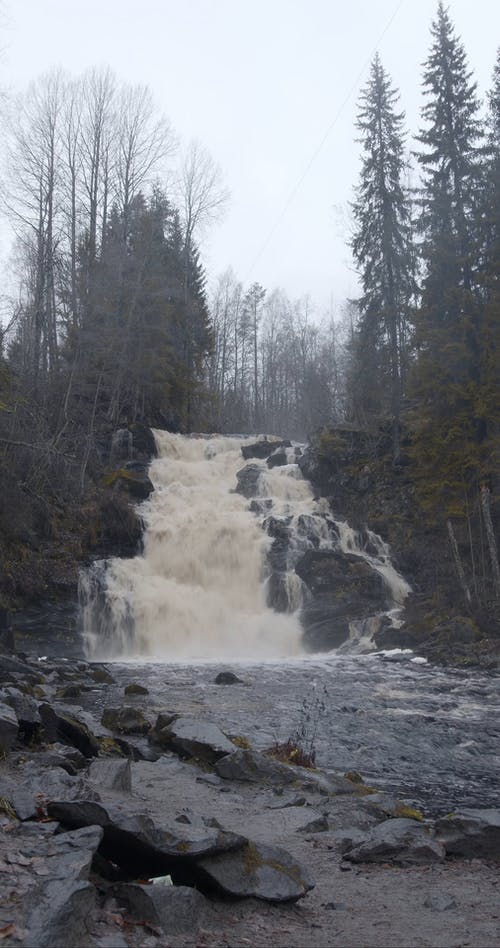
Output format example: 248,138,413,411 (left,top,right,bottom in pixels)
299,425,500,669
